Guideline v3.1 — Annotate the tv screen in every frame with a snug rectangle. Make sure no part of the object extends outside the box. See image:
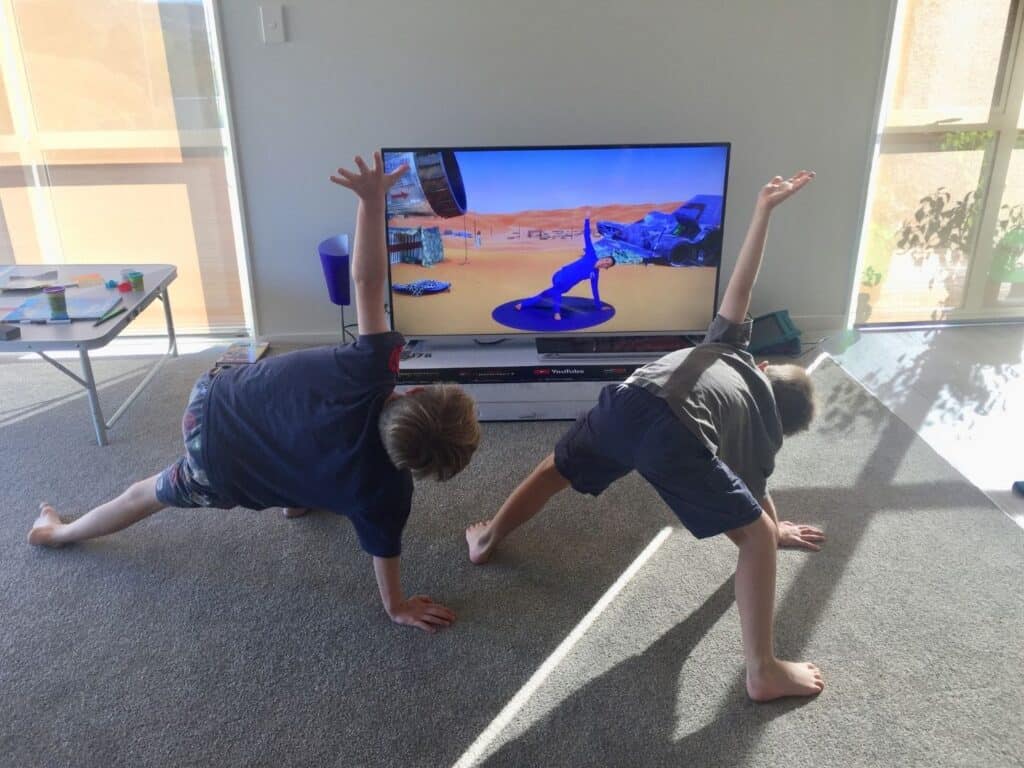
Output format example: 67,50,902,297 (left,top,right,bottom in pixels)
382,143,729,337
